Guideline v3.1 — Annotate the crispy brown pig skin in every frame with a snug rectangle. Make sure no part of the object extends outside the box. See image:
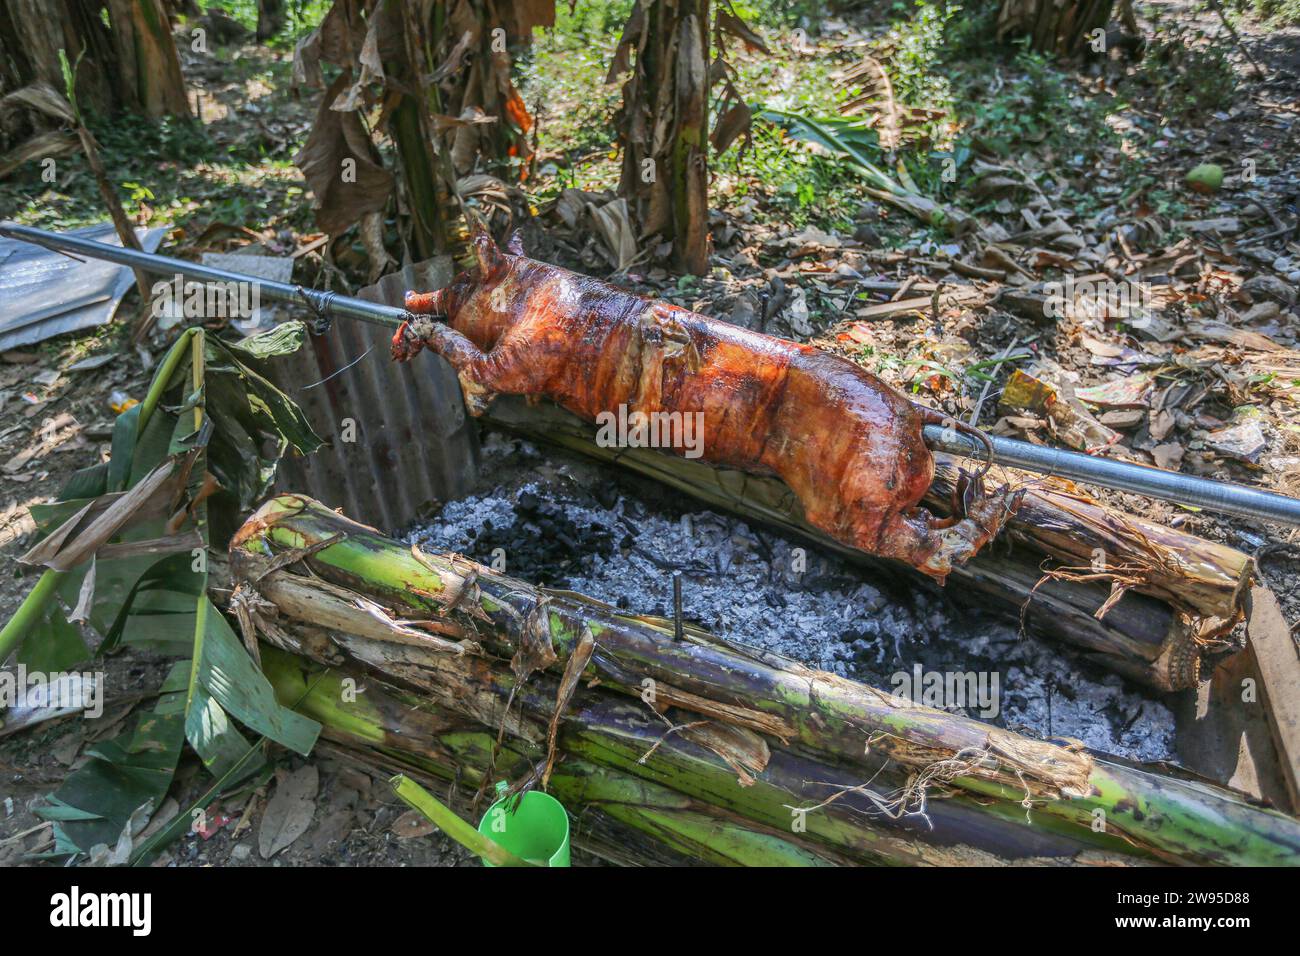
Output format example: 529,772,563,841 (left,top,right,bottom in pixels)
394,234,1018,578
